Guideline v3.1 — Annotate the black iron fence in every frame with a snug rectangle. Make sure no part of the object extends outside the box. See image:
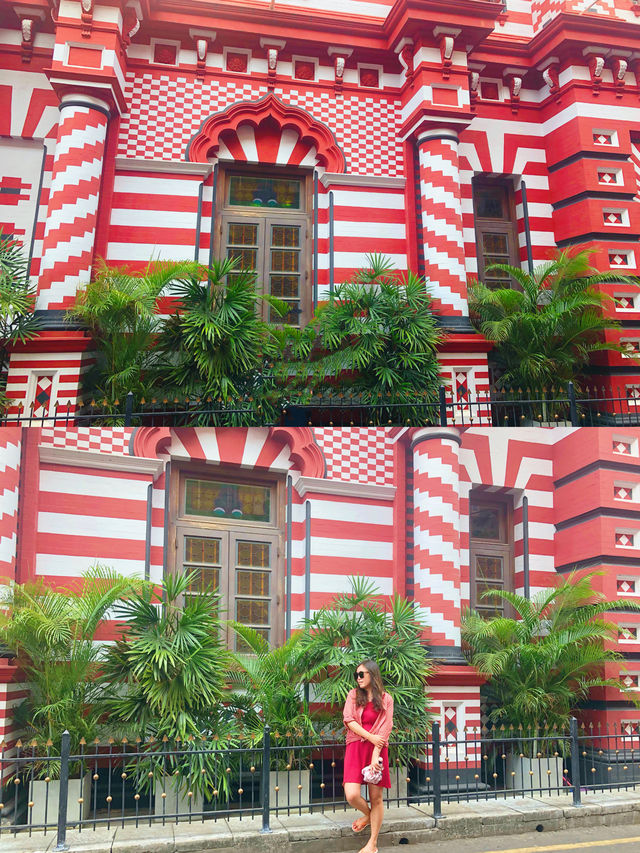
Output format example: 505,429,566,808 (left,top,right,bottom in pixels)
4,382,640,428
2,720,640,844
